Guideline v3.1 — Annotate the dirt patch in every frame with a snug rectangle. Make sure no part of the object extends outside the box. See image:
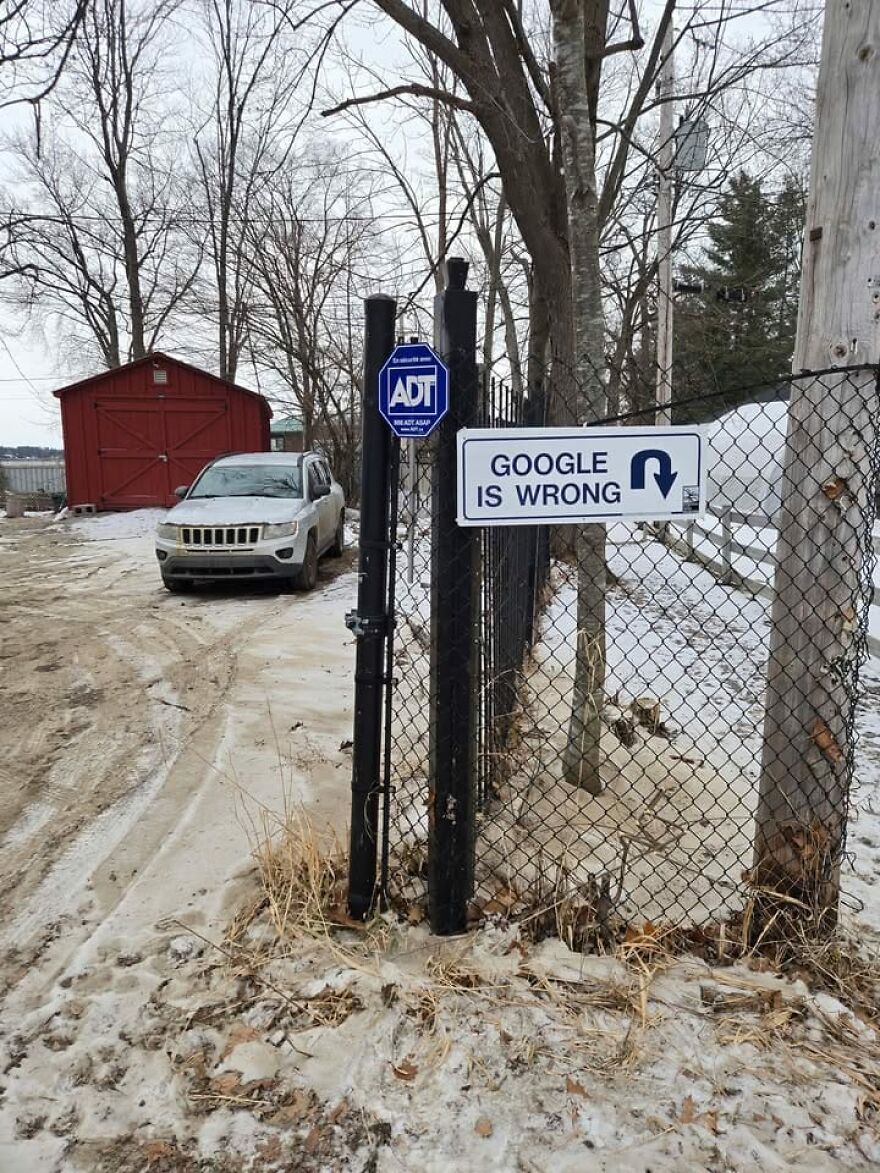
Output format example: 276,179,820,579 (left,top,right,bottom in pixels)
0,516,356,989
